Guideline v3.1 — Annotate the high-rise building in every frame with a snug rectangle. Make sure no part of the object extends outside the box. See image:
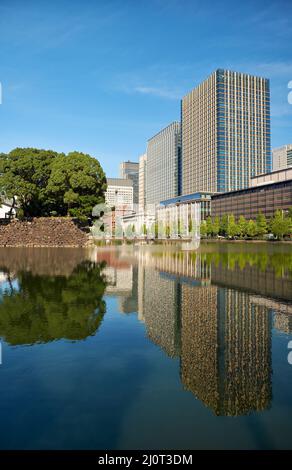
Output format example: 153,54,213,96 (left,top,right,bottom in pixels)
182,69,271,194
120,161,139,204
105,178,133,211
273,144,292,171
138,153,147,210
146,122,181,206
